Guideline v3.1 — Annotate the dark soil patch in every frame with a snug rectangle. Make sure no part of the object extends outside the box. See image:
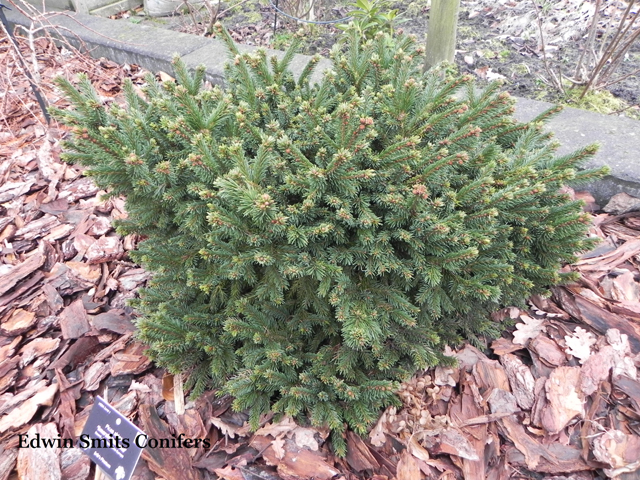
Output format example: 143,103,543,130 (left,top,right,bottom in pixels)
448,5,640,110
115,0,640,118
